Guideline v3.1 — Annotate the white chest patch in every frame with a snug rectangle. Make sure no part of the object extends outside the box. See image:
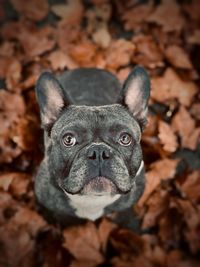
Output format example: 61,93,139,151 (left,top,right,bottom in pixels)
64,193,120,221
